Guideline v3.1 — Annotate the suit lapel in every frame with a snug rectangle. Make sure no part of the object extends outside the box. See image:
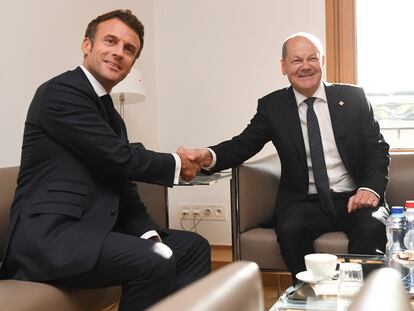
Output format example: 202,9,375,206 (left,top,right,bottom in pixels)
324,83,349,168
280,87,308,169
75,67,127,140
74,67,110,122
